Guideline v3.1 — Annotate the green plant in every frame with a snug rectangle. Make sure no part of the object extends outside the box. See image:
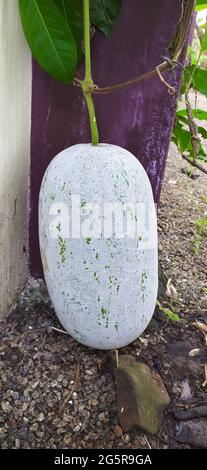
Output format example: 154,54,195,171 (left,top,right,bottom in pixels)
172,0,207,174
19,1,196,145
156,300,181,323
19,0,122,144
19,0,121,84
191,196,207,253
